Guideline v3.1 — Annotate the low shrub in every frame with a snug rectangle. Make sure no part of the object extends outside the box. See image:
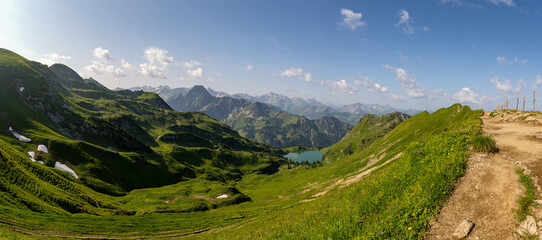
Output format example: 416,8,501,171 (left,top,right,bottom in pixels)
471,134,498,153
